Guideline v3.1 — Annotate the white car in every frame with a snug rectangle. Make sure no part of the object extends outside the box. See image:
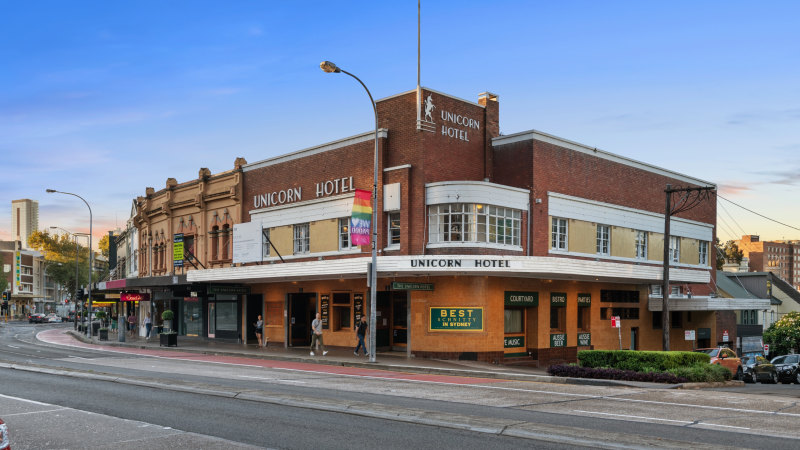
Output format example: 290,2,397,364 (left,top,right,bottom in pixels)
46,314,62,323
